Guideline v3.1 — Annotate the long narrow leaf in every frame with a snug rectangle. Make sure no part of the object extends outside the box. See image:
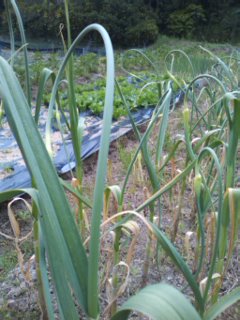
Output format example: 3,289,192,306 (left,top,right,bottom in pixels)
111,283,201,320
9,0,31,105
136,159,196,212
150,223,204,312
0,57,88,317
204,286,240,320
156,84,172,165
35,67,55,123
